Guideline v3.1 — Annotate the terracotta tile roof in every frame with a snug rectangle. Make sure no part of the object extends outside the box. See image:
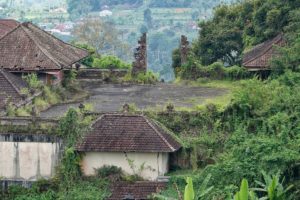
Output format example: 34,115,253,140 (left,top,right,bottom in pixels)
108,181,166,200
76,114,181,153
242,34,285,70
0,69,27,109
0,19,20,38
0,22,89,71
